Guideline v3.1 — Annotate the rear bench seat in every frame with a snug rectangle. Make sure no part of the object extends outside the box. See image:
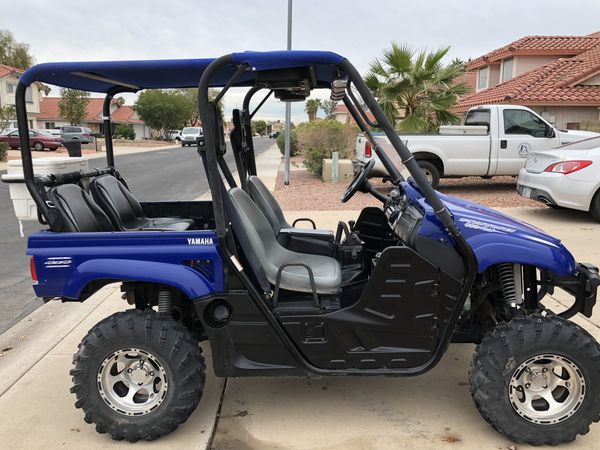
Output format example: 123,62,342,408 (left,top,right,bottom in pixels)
90,175,194,231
